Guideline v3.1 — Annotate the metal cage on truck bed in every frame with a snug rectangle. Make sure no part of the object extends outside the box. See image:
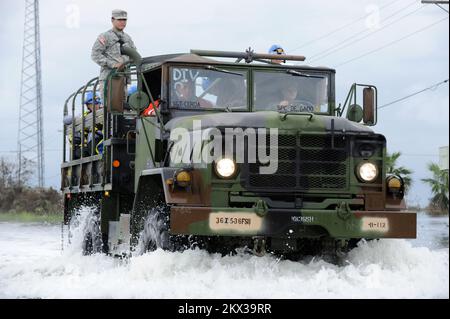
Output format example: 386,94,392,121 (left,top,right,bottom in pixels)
61,76,137,195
